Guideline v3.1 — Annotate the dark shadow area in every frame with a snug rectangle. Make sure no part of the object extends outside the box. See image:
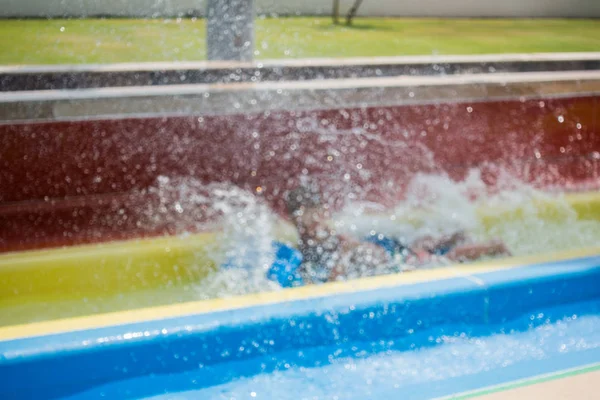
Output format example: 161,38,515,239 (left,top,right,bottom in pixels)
315,23,396,32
